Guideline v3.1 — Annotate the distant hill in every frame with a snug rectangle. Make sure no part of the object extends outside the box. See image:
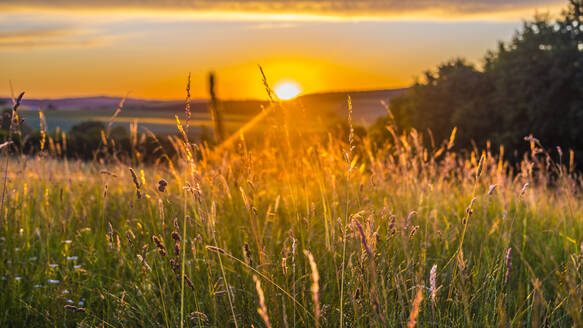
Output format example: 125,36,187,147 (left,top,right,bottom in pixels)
0,96,191,111
0,87,407,125
0,96,266,116
296,88,407,123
